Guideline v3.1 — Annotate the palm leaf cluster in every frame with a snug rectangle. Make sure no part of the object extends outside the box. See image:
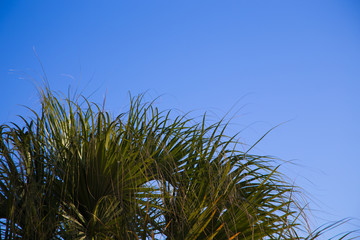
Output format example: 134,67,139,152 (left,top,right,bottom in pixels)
0,87,357,239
